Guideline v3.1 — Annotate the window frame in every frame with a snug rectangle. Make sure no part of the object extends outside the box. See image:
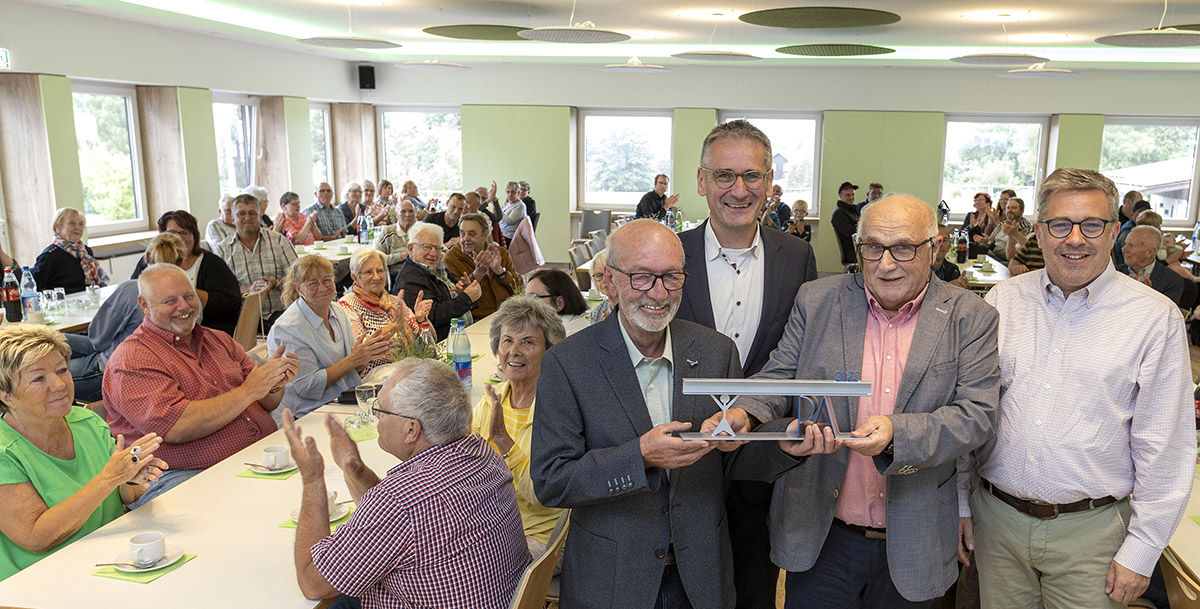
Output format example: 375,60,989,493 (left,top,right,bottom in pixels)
940,114,1051,223
70,81,149,237
717,110,824,220
211,93,259,196
1100,116,1200,229
309,102,333,187
576,108,674,212
373,105,463,202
